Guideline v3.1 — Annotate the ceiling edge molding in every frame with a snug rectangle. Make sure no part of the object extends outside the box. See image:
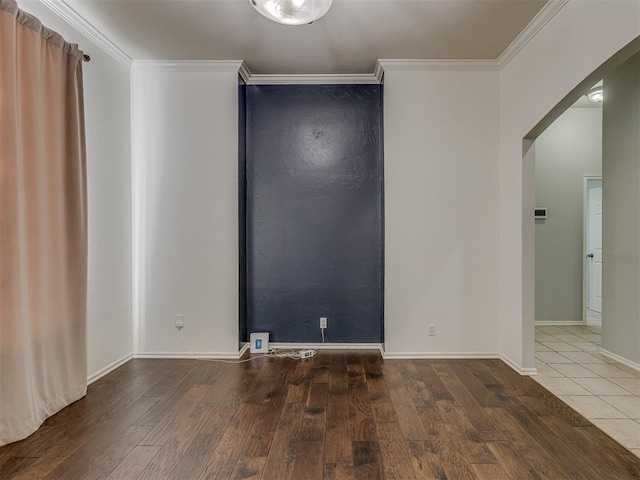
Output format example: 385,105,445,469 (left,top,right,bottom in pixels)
377,59,499,72
39,0,132,68
239,62,252,83
245,73,382,85
497,0,569,69
131,60,245,72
